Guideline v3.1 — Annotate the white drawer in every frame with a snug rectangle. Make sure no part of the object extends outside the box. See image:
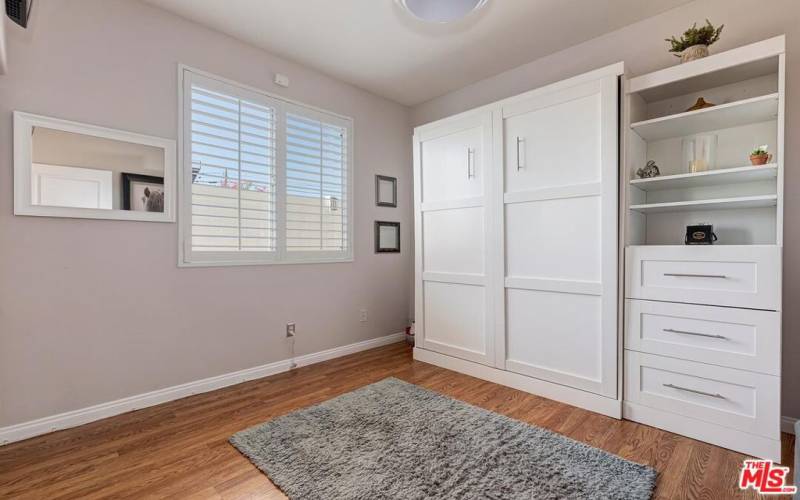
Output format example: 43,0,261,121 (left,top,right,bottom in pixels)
624,351,780,439
626,245,781,310
625,300,780,375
